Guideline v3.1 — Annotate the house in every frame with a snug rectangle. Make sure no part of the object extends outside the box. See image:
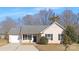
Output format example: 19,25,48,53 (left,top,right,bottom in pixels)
8,22,64,44
0,28,6,39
